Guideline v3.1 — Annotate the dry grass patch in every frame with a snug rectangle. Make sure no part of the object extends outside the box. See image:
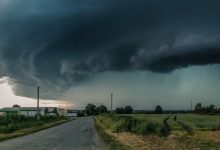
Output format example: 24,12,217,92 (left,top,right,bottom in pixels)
102,129,220,150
